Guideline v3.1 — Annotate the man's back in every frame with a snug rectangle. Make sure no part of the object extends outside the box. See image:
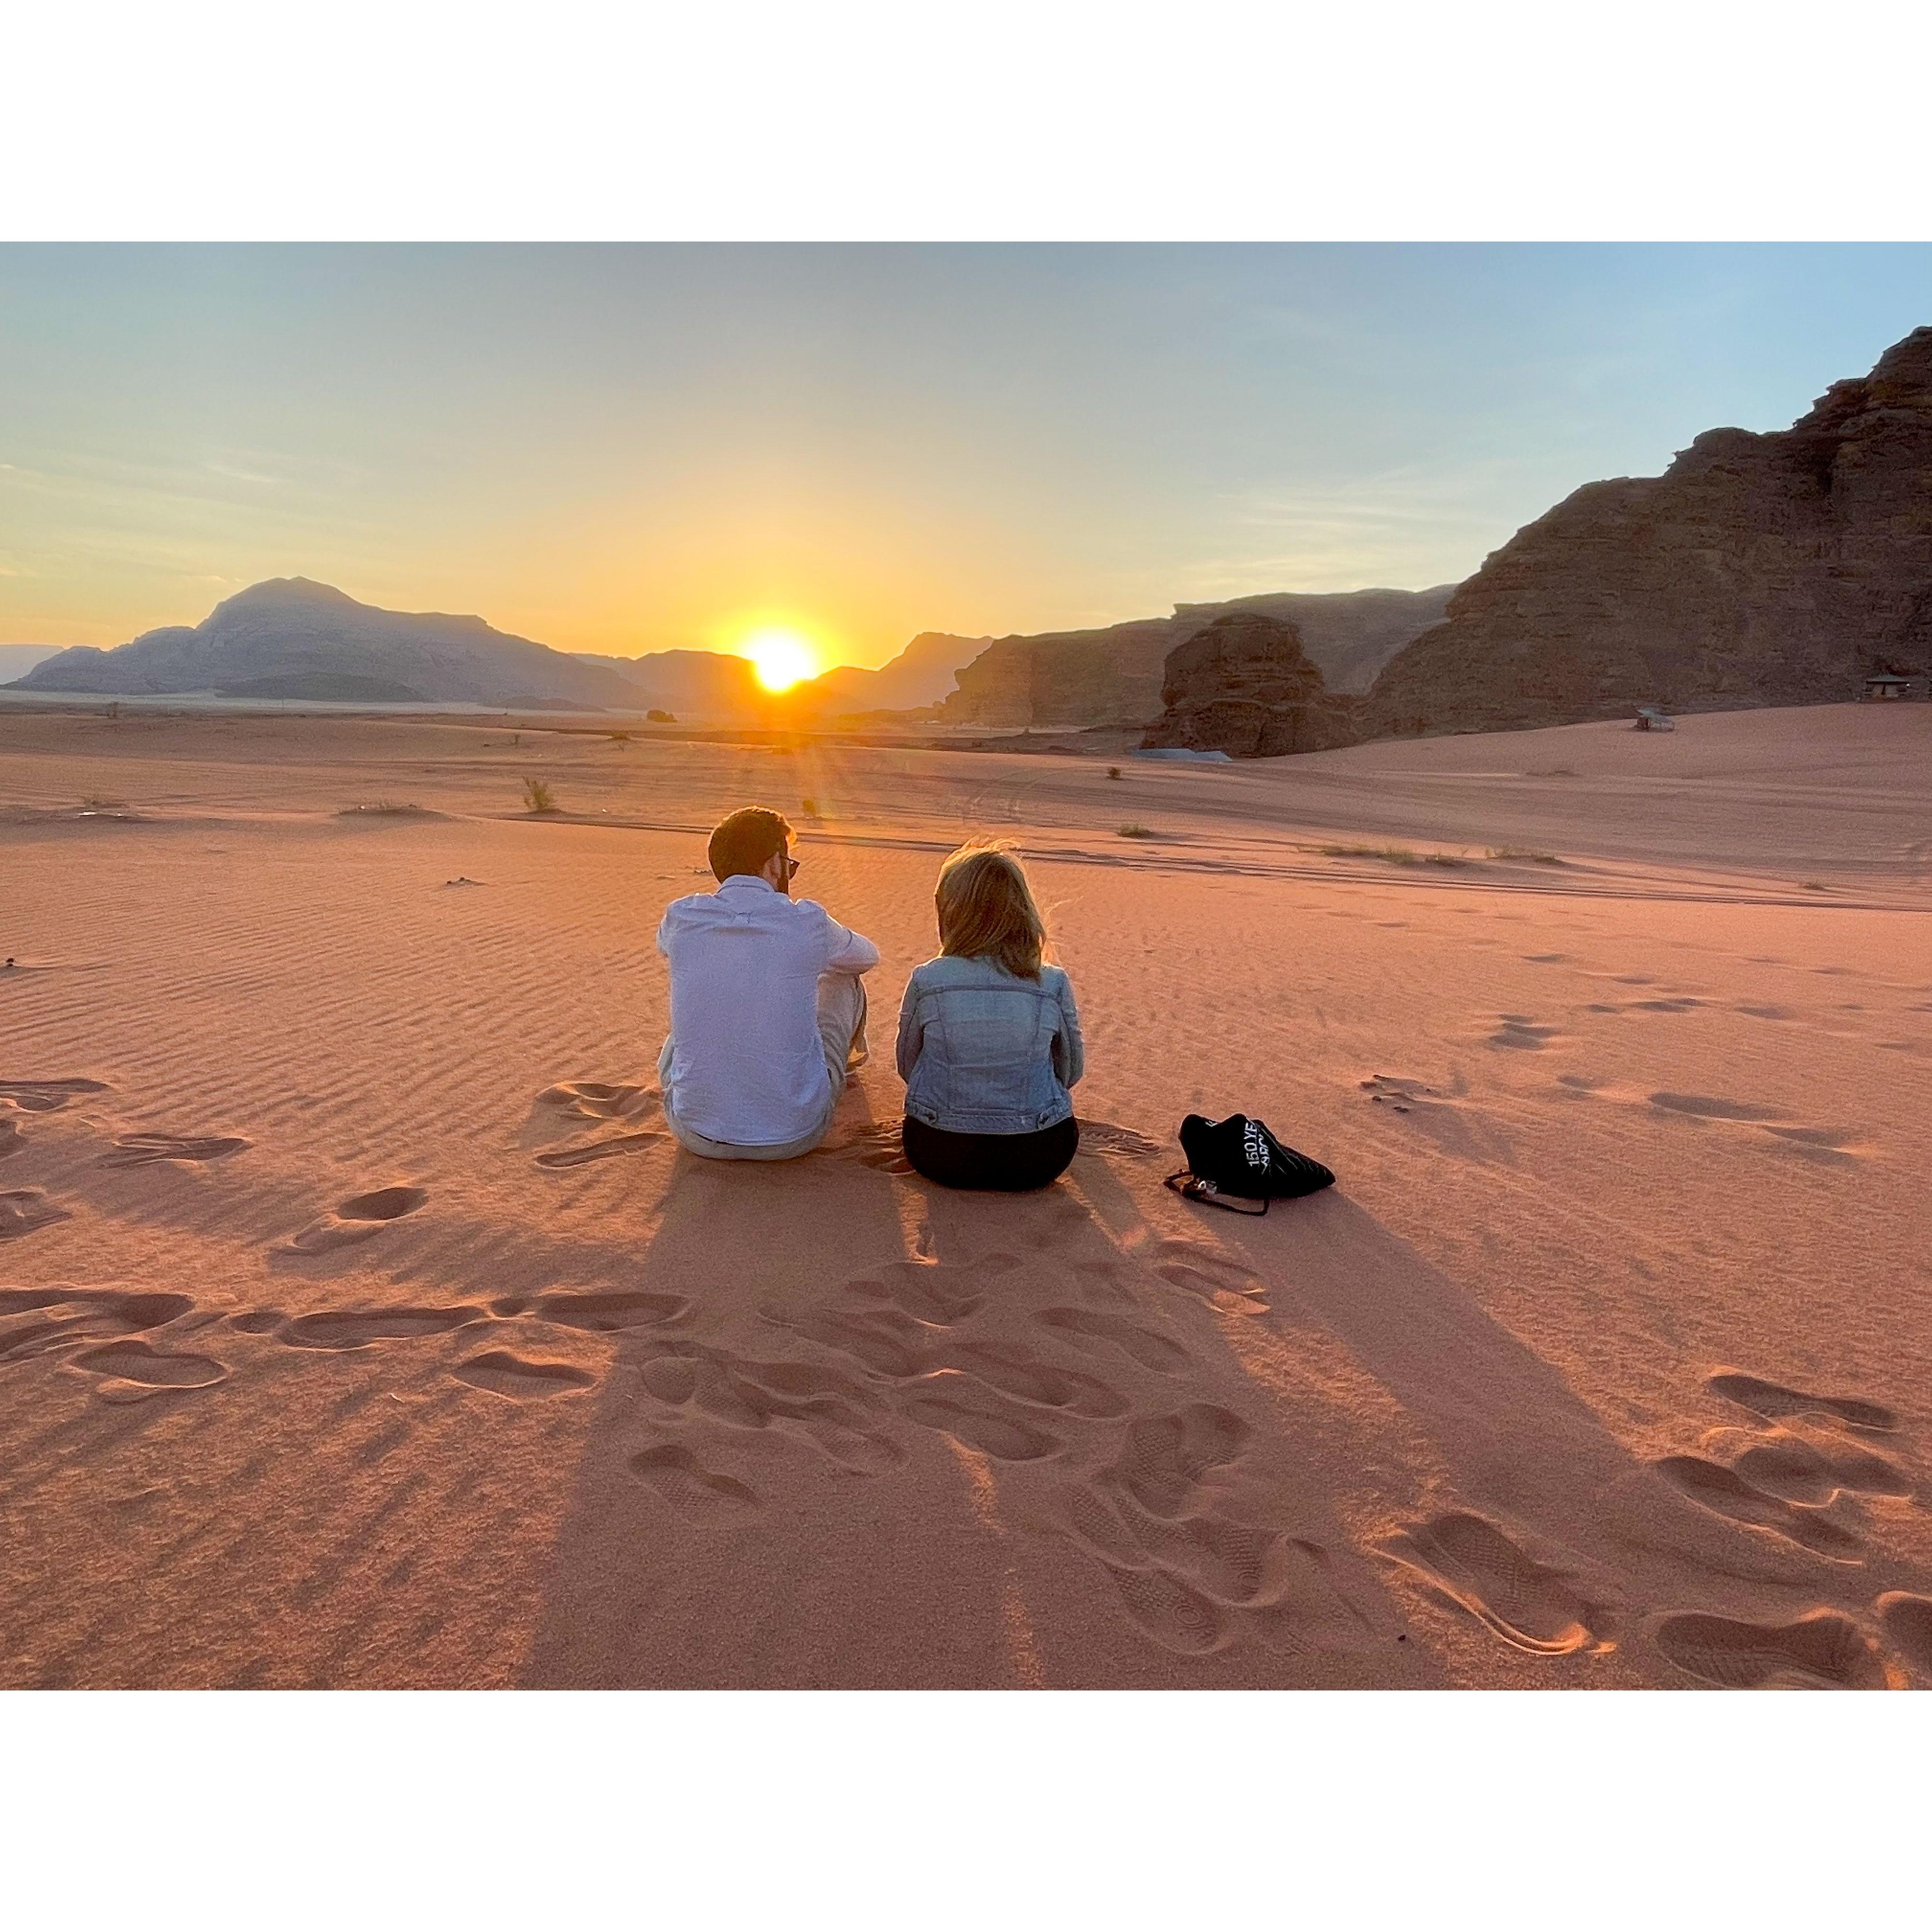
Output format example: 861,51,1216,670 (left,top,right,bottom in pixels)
658,874,877,1146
